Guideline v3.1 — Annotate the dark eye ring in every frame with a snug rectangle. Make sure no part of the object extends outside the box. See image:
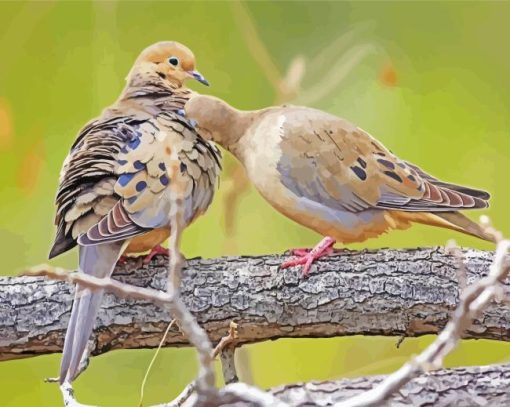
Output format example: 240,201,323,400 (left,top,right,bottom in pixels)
168,57,179,66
